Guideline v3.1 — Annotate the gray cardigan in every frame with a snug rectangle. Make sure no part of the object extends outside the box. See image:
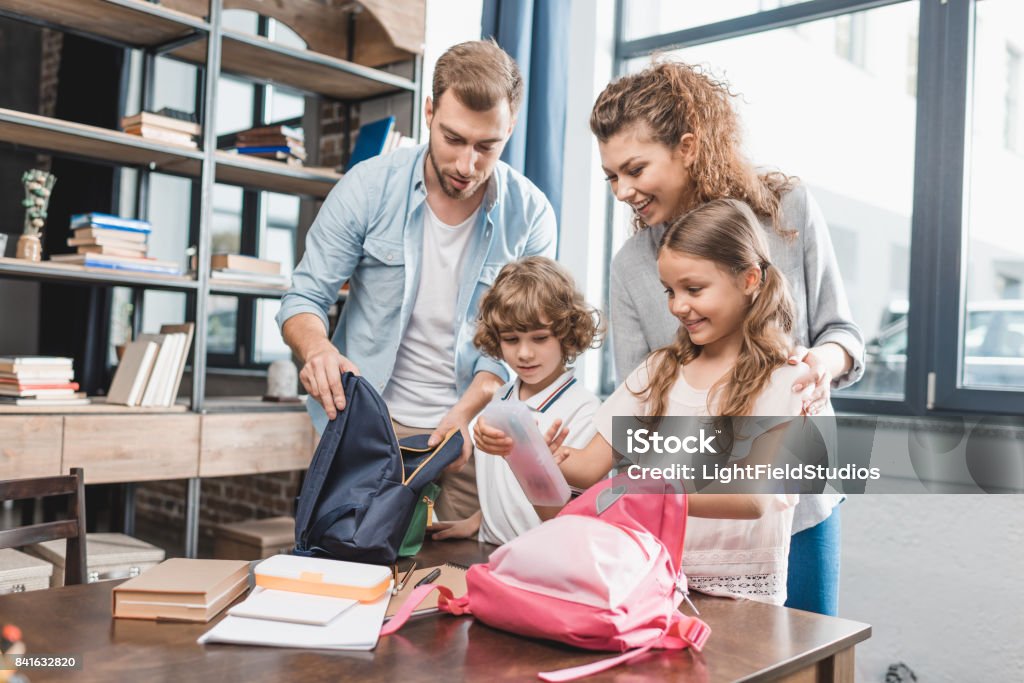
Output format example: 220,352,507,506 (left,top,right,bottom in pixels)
609,183,865,389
